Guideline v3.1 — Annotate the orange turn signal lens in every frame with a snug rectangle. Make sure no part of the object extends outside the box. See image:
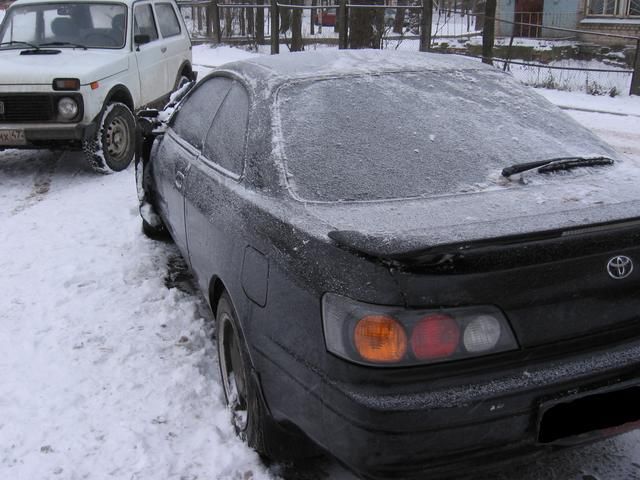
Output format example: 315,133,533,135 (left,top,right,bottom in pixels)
90,81,100,90
354,315,407,363
52,78,80,91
